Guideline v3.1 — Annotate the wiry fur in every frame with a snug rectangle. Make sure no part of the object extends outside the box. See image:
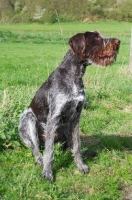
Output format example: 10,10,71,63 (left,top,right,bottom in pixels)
19,31,120,181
